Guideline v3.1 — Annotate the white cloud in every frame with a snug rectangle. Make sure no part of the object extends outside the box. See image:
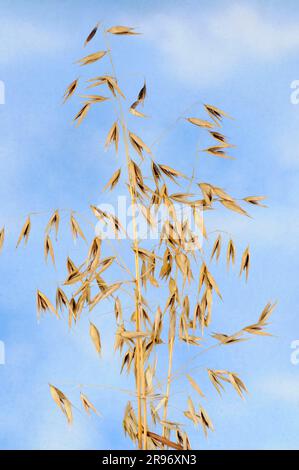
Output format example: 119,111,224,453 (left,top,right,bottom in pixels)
0,18,71,64
207,204,299,249
140,3,299,86
258,374,299,406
